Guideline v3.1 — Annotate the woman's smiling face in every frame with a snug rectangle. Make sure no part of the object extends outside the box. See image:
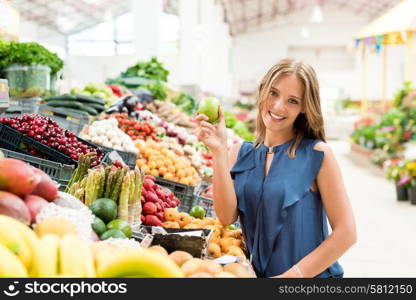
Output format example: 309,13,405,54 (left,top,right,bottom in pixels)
261,74,304,134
